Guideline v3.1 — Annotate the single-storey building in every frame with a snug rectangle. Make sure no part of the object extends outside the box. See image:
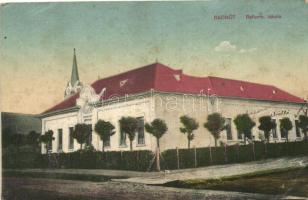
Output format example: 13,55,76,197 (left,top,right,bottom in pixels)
40,51,307,154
